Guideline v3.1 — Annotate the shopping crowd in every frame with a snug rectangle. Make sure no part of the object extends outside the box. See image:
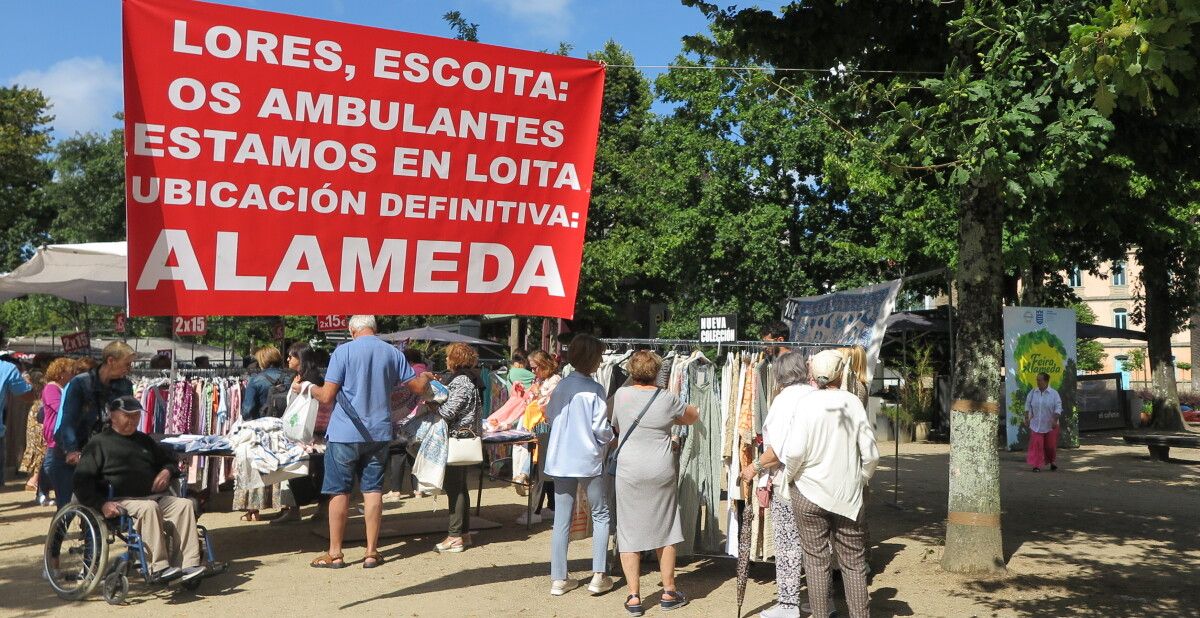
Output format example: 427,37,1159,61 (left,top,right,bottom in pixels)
6,316,882,617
